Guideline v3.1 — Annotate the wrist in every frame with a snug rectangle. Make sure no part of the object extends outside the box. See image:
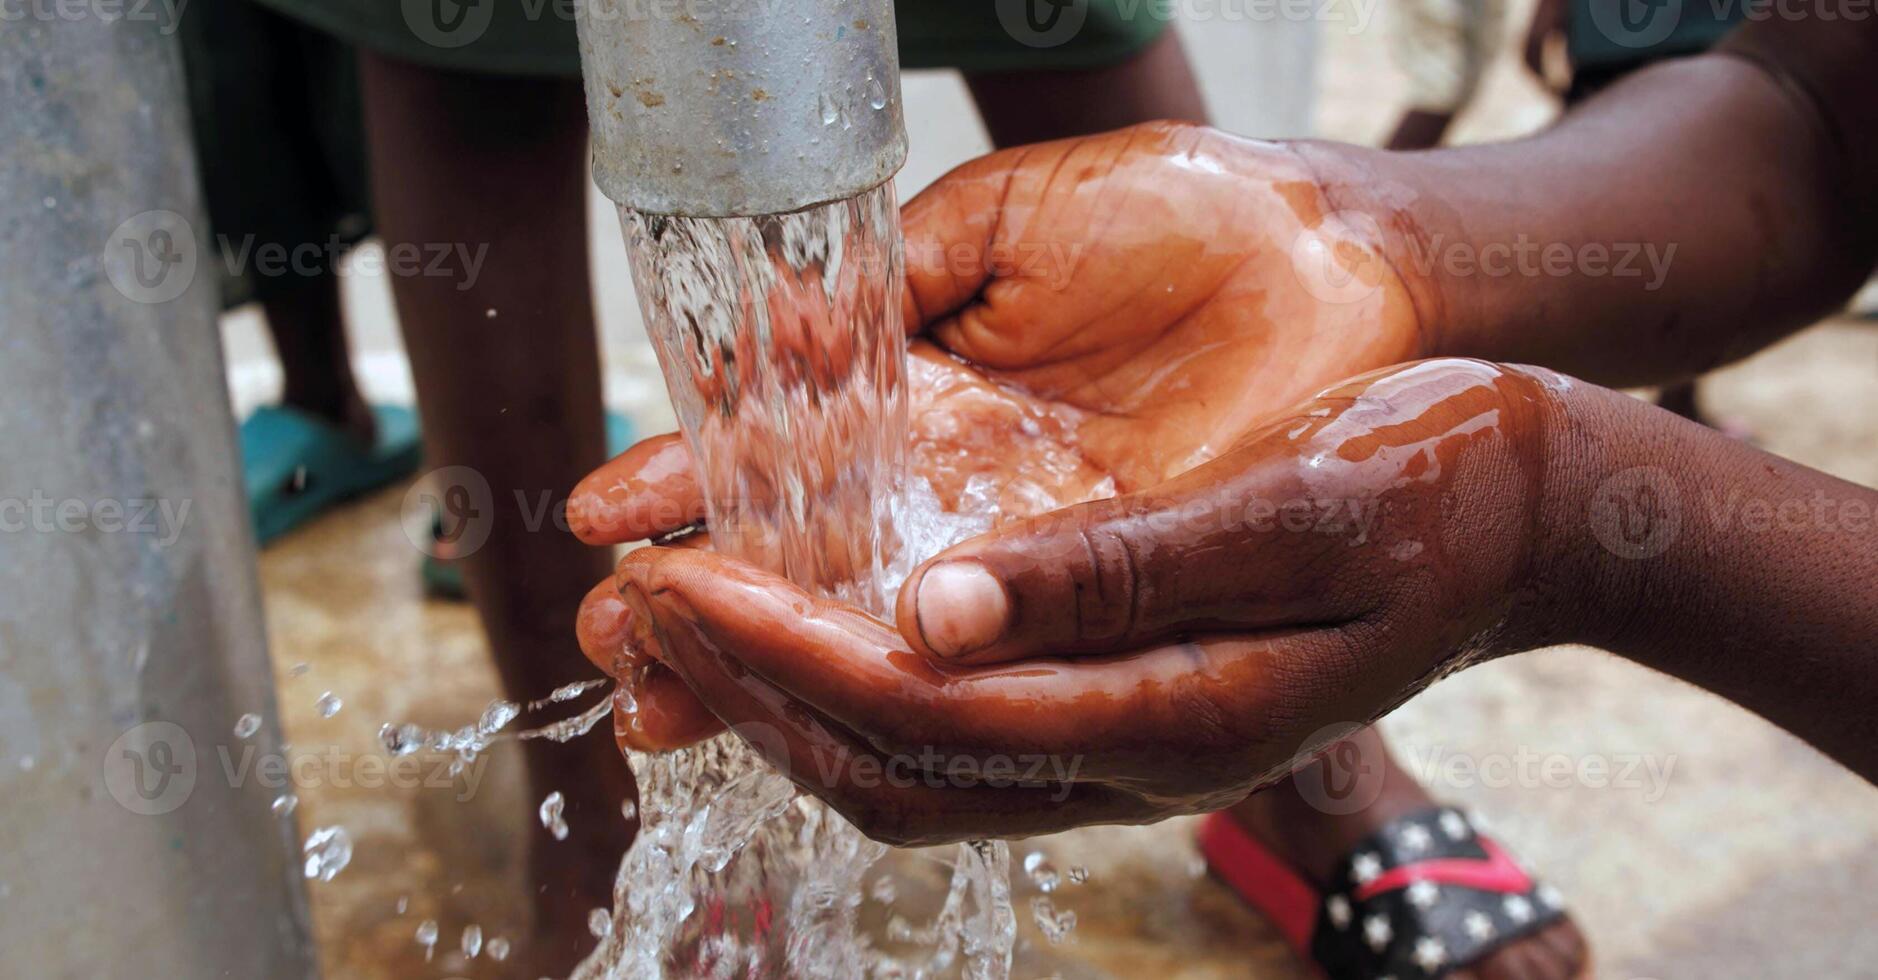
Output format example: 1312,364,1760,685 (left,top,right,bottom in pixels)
1503,371,1685,658
1290,139,1483,363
